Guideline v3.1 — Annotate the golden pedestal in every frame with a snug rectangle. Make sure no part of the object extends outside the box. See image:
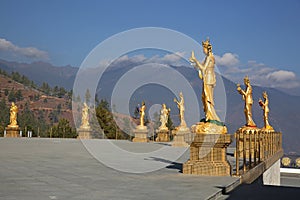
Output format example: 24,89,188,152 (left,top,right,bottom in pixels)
183,134,232,176
77,127,93,139
5,126,20,138
234,126,260,159
172,129,190,147
132,127,148,142
155,130,170,142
